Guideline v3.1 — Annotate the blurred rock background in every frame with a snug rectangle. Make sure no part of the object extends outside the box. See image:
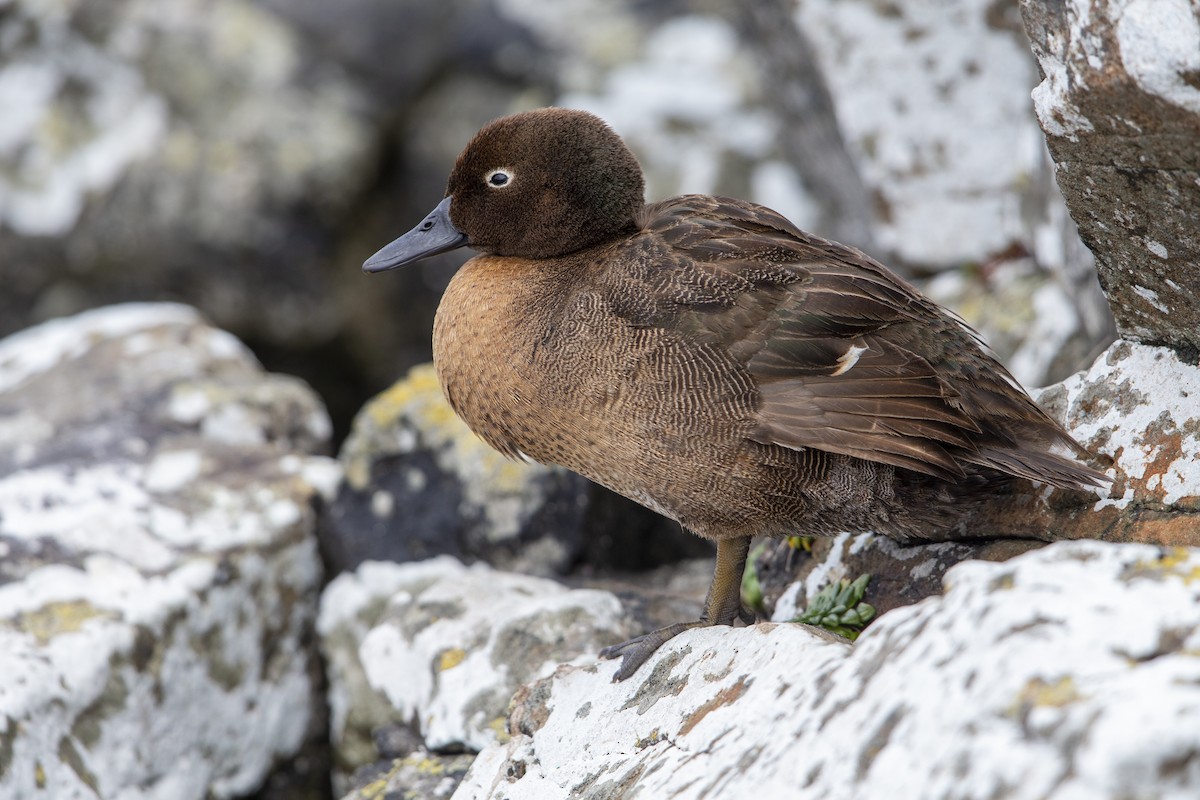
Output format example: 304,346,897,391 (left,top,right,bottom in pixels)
0,0,1115,450
6,1,1200,798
